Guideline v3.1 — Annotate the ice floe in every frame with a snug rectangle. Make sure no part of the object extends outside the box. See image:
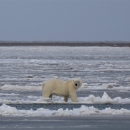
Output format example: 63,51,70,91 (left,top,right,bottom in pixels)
79,92,130,104
1,83,130,92
81,83,130,90
0,85,42,91
1,104,130,117
0,93,19,96
0,92,130,104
